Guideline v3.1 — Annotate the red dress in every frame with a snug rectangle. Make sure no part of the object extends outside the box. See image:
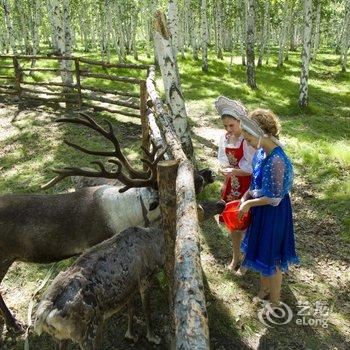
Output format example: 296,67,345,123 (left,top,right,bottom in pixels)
221,140,252,202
